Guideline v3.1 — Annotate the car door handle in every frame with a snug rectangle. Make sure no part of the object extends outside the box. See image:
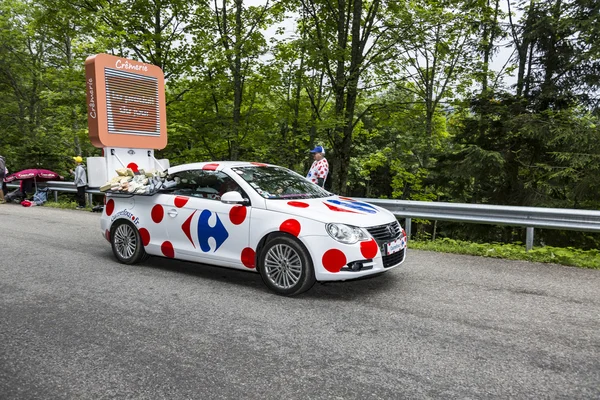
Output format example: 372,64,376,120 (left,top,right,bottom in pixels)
167,208,178,218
